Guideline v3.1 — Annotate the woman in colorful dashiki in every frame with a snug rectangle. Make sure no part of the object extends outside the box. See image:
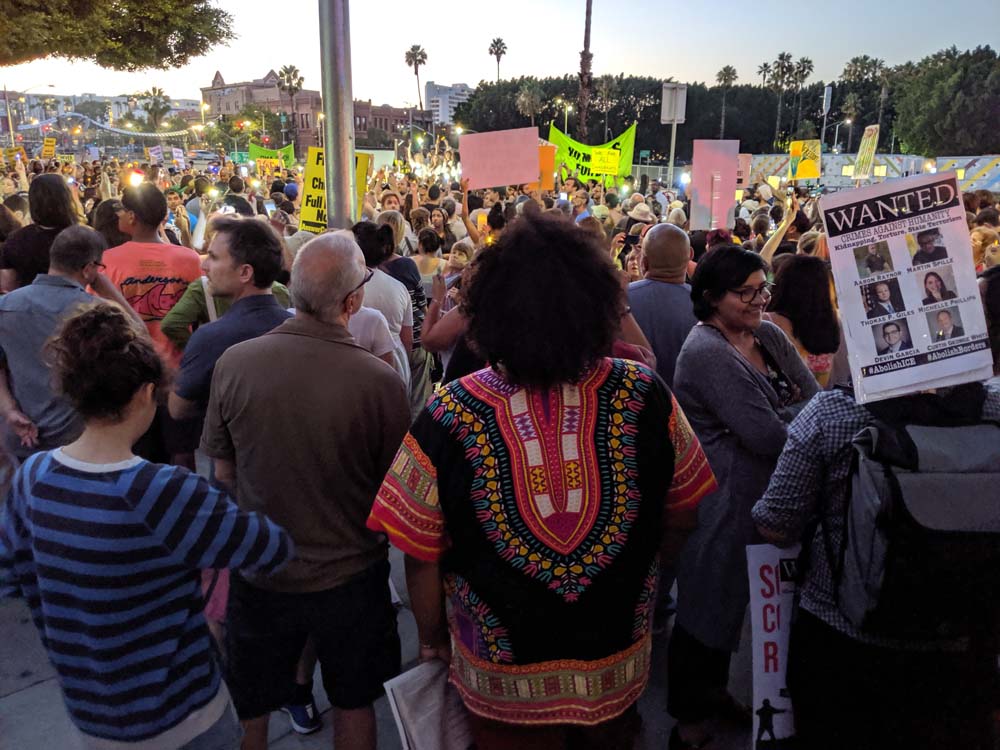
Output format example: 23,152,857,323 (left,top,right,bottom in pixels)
368,213,717,749
667,247,818,749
